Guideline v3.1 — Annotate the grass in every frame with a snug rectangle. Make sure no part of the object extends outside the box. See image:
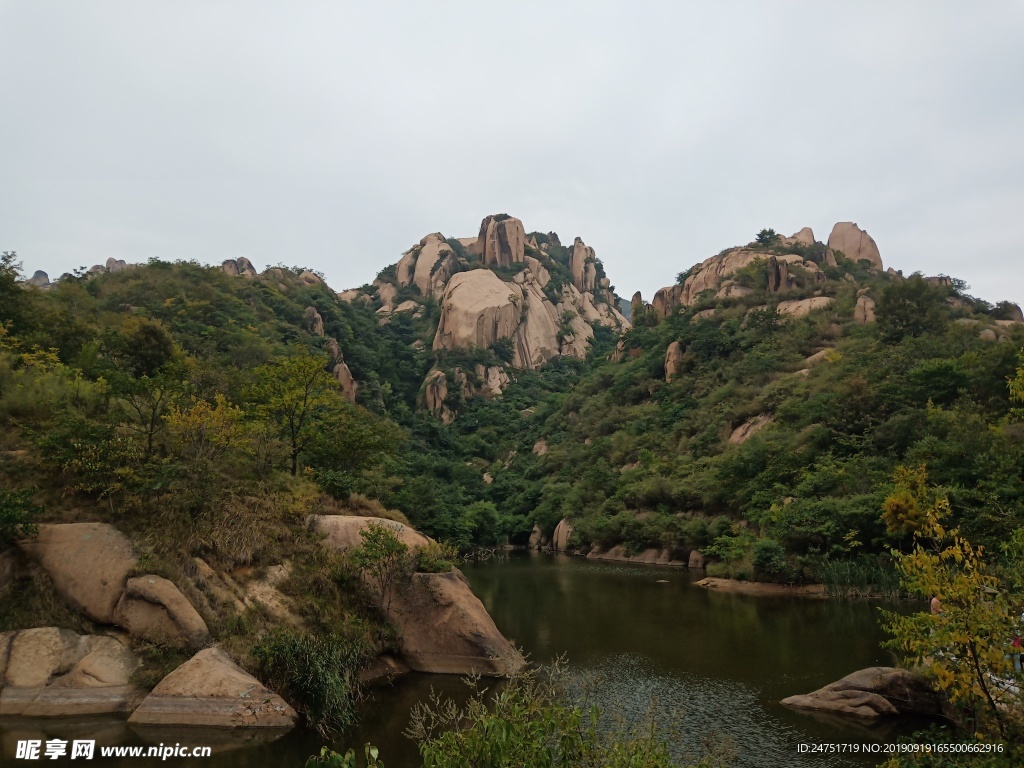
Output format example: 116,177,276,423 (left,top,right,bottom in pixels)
253,628,371,736
818,555,907,599
0,557,98,635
